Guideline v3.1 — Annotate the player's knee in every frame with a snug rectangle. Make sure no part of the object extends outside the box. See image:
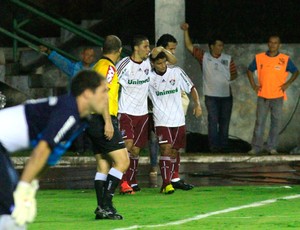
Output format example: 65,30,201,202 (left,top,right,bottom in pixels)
112,149,130,172
130,146,140,157
160,145,173,157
